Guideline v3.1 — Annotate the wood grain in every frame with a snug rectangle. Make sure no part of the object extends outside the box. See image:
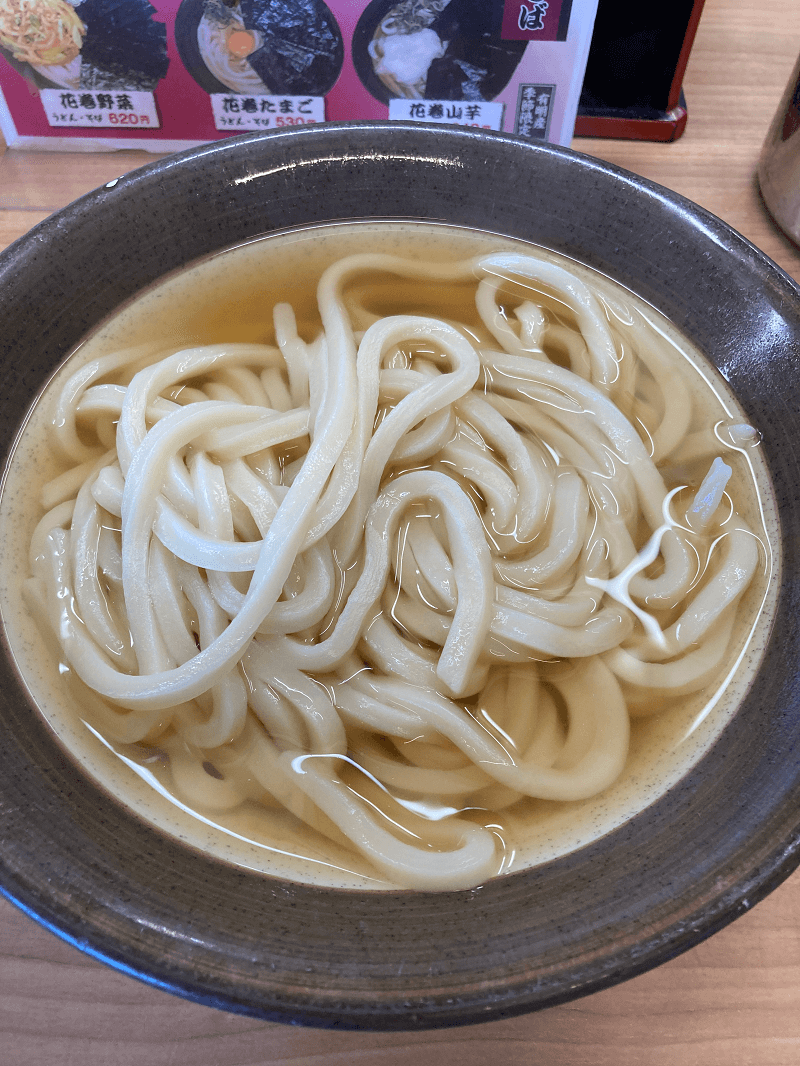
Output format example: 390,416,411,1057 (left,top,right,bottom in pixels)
2,0,800,1061
2,876,800,1065
0,149,159,214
